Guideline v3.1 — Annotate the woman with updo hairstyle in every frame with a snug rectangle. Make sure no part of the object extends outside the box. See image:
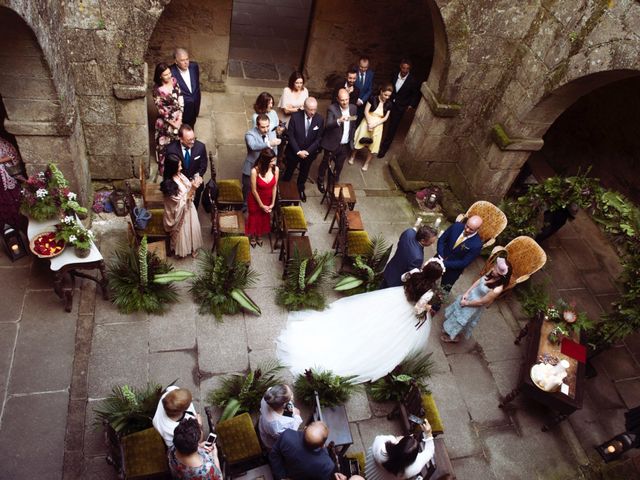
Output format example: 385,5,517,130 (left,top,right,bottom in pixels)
258,384,302,449
152,62,183,175
168,417,223,479
277,70,309,126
